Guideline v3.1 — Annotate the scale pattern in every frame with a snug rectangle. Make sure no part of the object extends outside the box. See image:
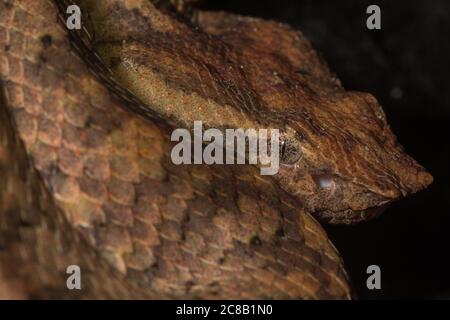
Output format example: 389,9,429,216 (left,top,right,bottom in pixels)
0,0,352,299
